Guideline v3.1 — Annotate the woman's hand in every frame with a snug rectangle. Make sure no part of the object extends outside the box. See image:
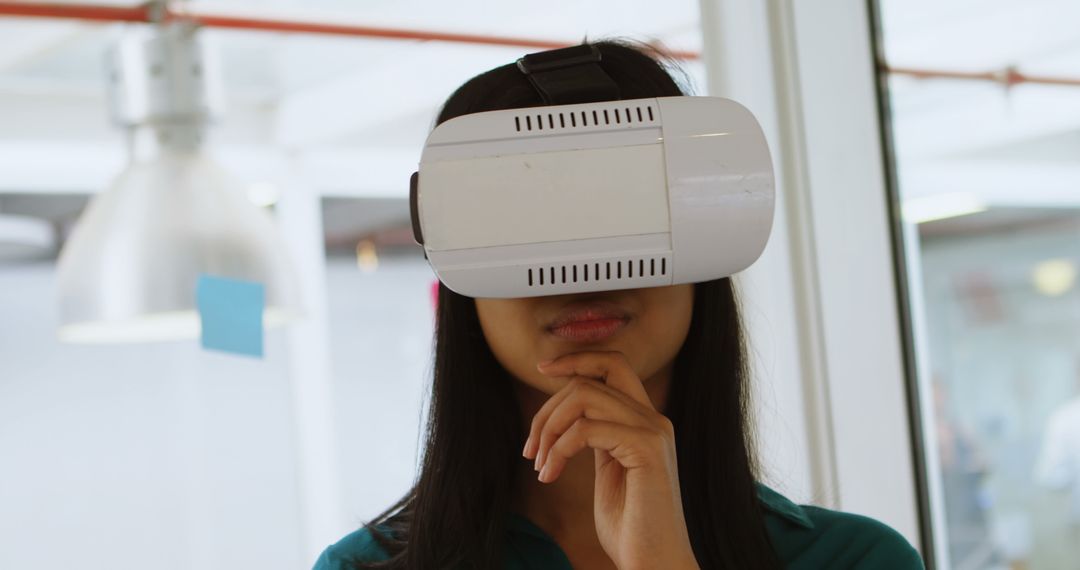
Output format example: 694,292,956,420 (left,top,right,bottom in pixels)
522,351,700,570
